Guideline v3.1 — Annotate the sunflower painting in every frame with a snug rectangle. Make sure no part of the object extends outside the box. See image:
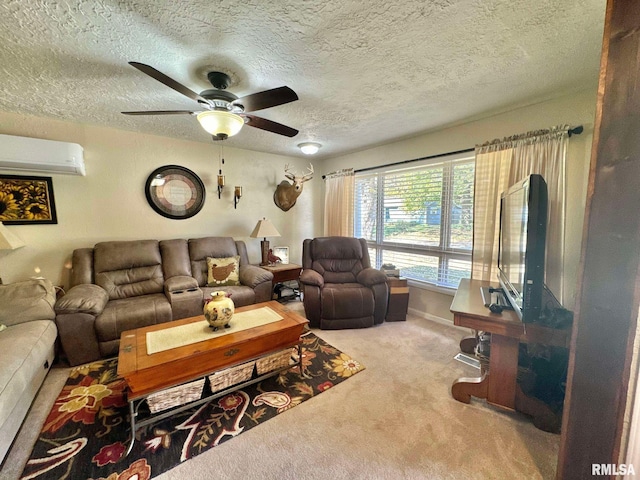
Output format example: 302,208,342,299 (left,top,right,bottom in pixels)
0,174,57,224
